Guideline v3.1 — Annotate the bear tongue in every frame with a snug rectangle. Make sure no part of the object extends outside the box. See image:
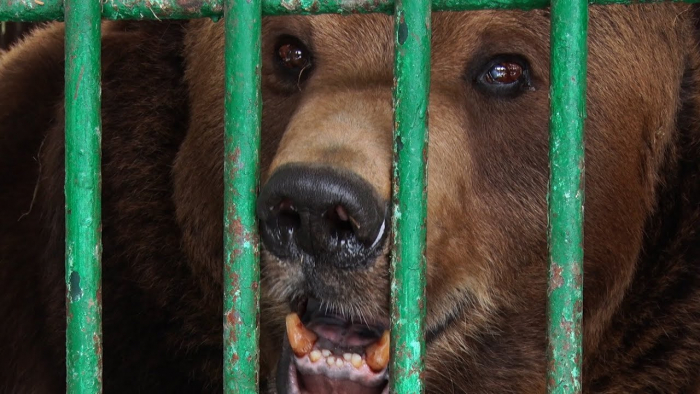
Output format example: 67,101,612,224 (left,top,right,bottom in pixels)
299,374,385,394
311,322,379,348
